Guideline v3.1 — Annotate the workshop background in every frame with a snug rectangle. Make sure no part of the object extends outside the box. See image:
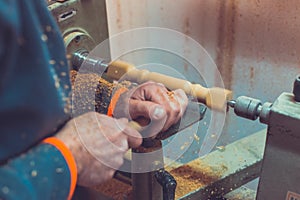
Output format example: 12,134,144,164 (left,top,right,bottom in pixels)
105,1,300,193
47,0,300,198
106,0,300,145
